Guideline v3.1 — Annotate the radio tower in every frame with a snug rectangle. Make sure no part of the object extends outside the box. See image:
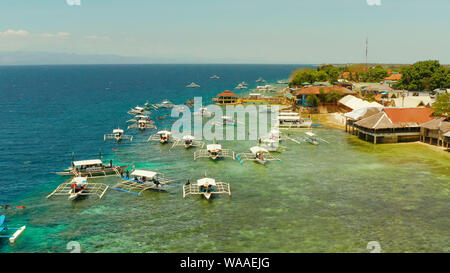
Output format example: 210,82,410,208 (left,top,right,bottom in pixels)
365,38,368,71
